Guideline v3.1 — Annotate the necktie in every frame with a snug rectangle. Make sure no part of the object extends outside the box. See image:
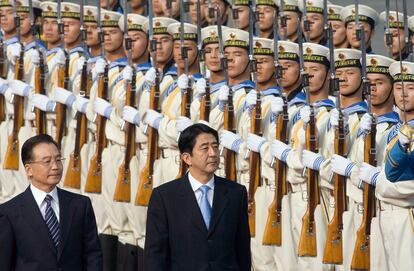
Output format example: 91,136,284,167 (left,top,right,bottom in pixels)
44,194,60,249
199,185,212,229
